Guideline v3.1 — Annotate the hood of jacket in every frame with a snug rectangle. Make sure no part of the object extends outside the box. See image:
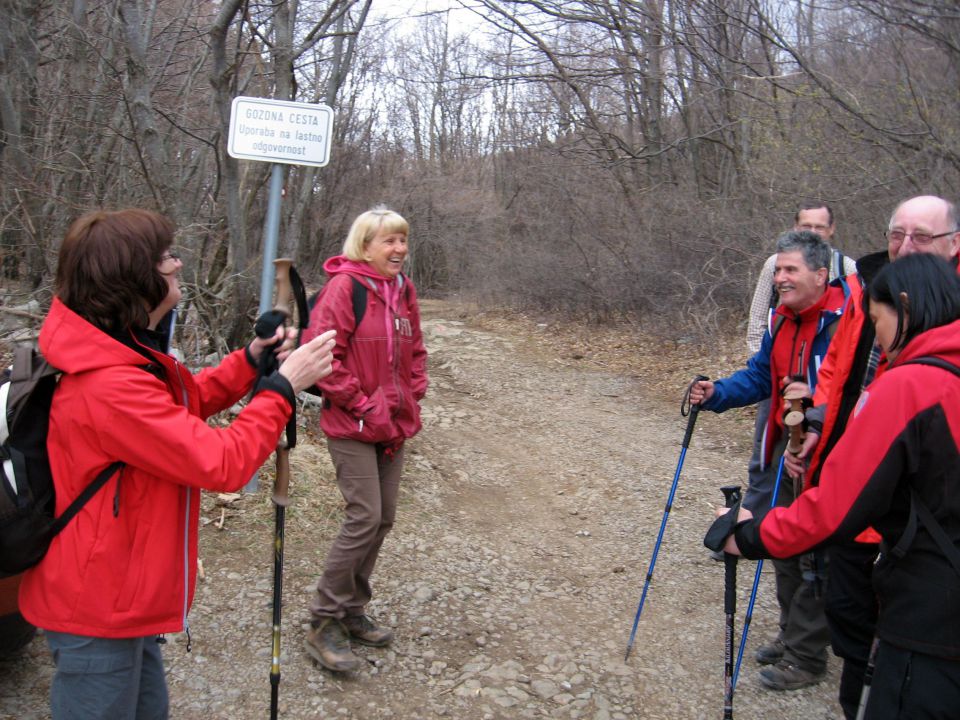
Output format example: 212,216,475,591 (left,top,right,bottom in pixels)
324,255,395,284
890,318,960,370
39,297,147,374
